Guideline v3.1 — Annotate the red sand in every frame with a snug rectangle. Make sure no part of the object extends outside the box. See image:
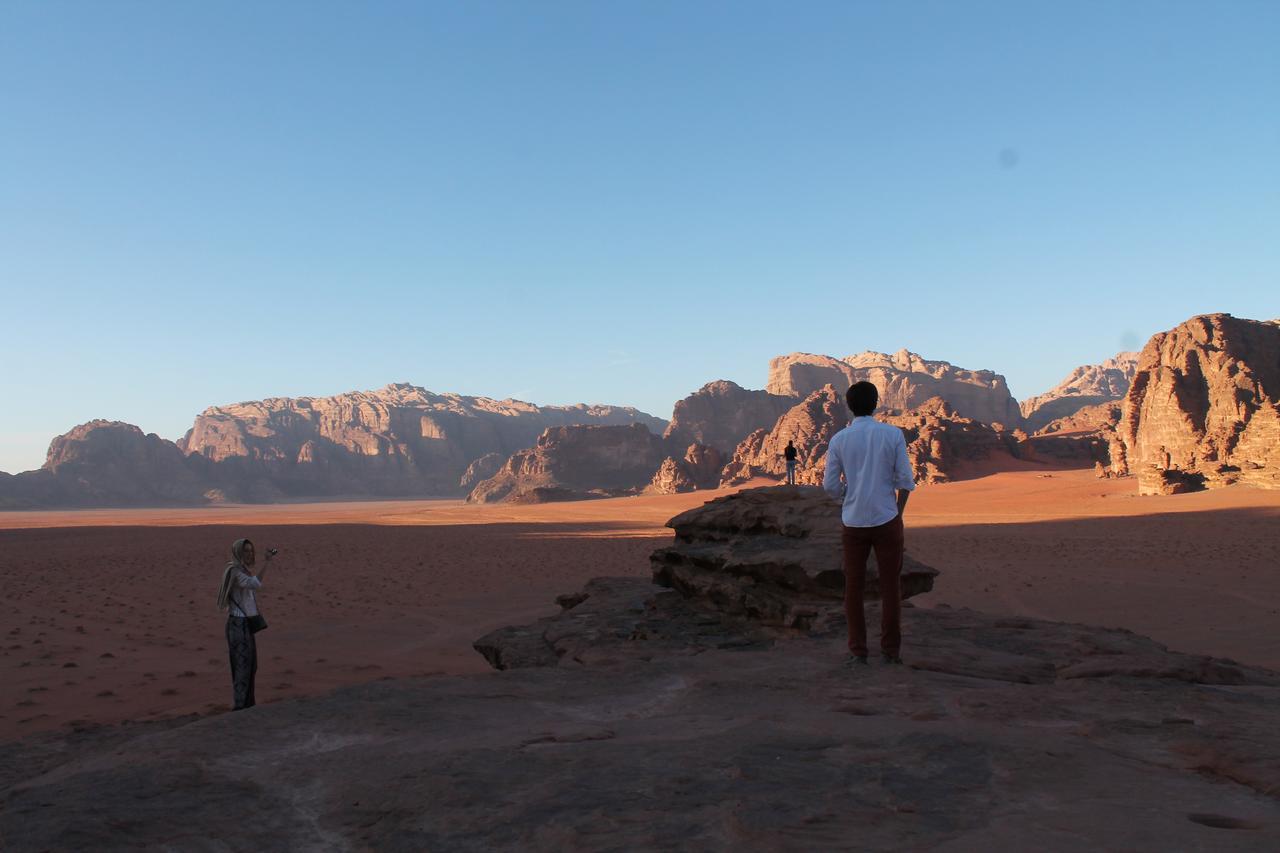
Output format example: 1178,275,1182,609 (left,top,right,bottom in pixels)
2,470,1278,740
